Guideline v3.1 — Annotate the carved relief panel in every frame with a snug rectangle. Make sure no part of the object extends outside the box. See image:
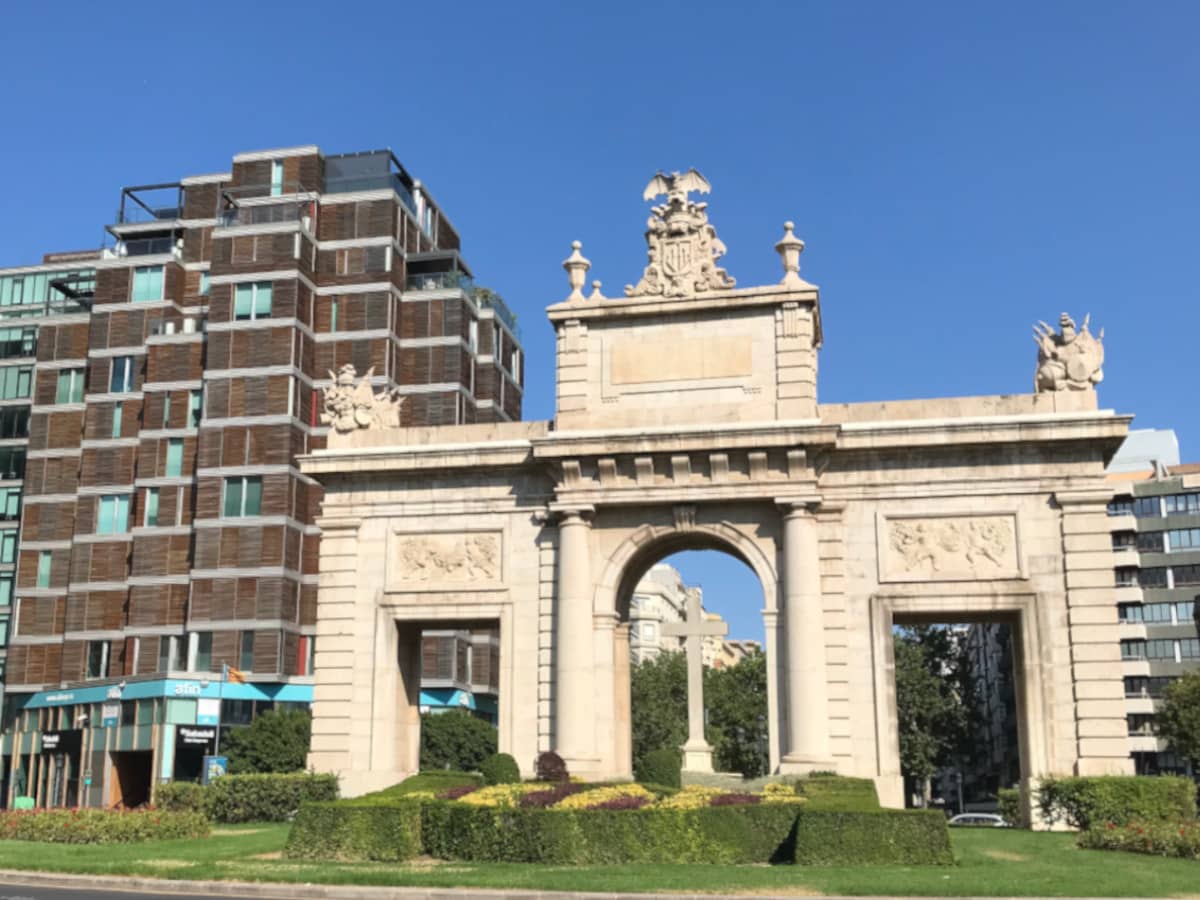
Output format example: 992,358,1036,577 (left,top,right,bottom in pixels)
877,513,1022,583
386,529,503,592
